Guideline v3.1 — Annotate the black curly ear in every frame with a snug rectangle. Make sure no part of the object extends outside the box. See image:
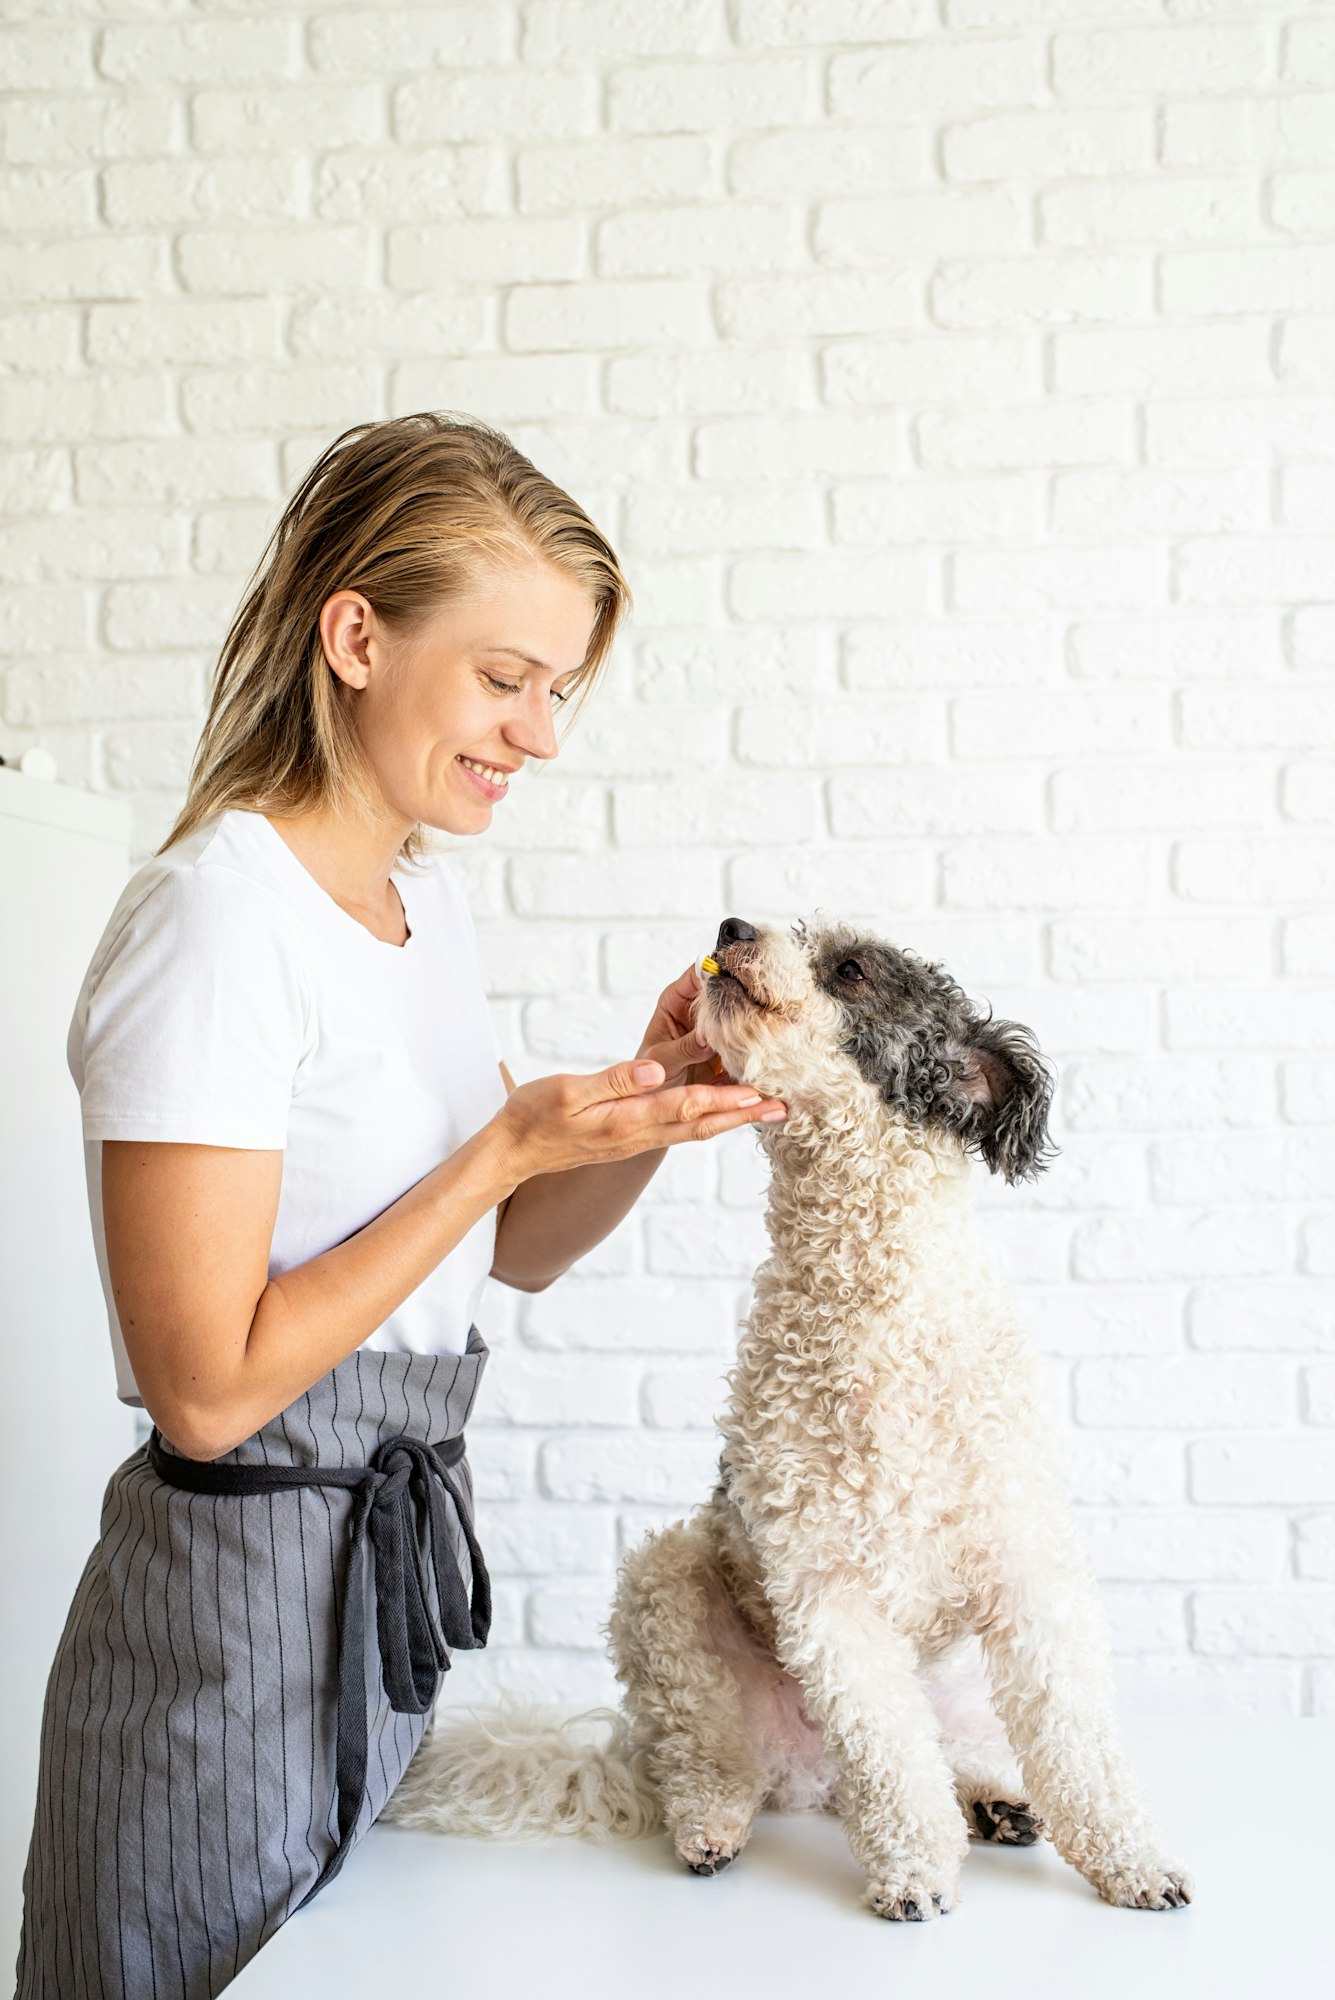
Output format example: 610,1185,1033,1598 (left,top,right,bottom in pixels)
955,1018,1059,1184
